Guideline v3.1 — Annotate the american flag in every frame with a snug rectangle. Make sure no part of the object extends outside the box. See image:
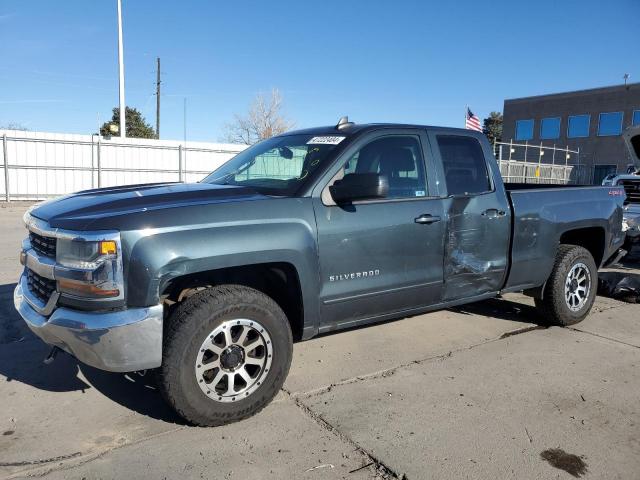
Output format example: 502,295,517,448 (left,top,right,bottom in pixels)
465,107,482,132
